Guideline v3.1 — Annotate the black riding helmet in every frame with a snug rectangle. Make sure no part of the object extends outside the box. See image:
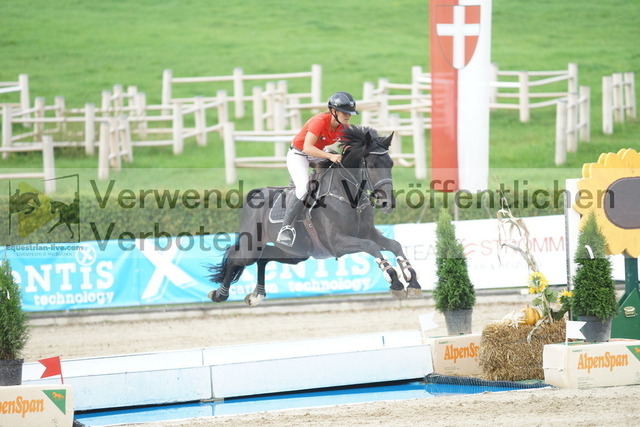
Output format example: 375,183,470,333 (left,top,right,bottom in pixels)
328,92,359,116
